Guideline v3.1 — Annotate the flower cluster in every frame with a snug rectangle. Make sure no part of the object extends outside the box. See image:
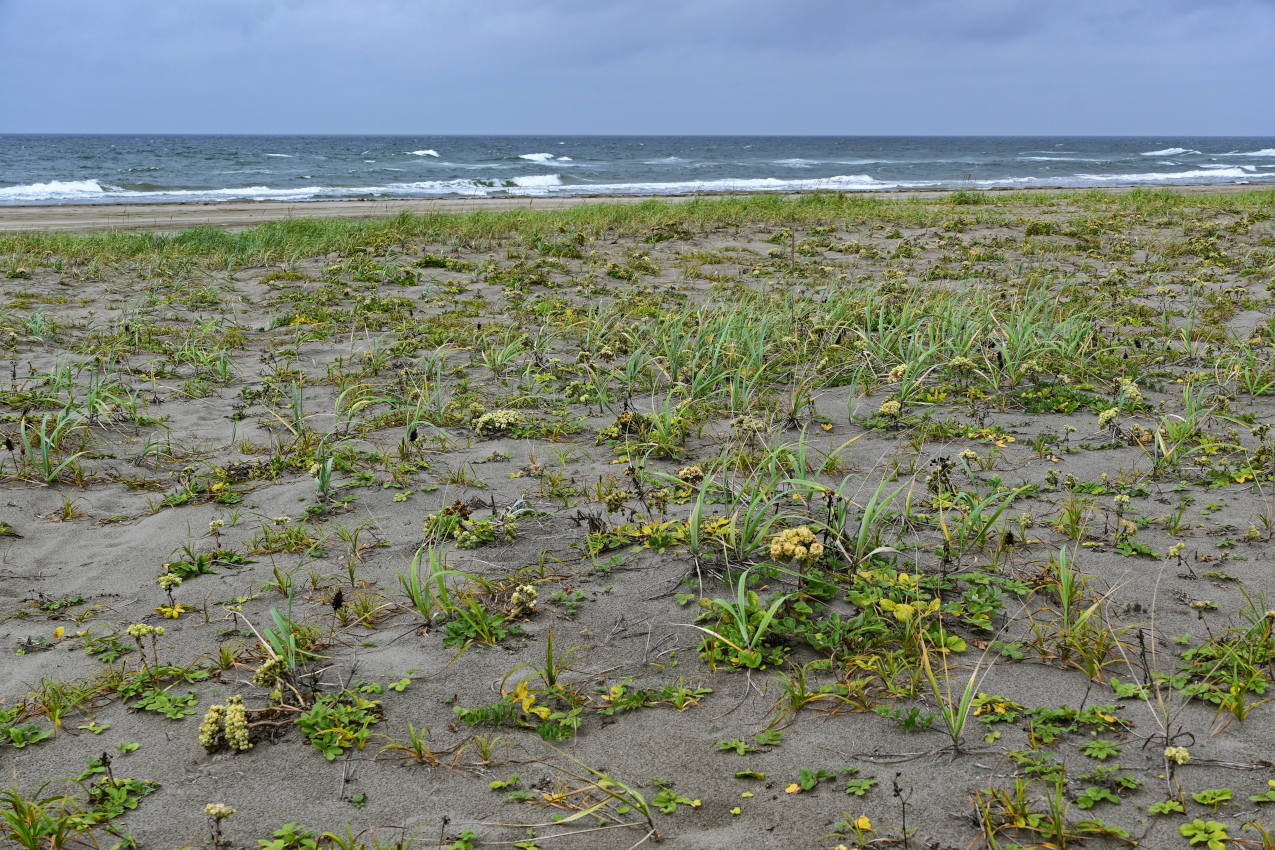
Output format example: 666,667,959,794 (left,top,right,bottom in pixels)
675,465,704,482
1164,746,1190,765
224,695,251,750
878,399,902,418
509,584,538,618
1098,407,1119,429
1118,377,1143,405
769,526,824,567
126,623,163,639
200,695,252,752
198,704,226,750
204,803,236,820
472,409,525,436
252,655,286,688
158,573,183,591
1115,518,1137,541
